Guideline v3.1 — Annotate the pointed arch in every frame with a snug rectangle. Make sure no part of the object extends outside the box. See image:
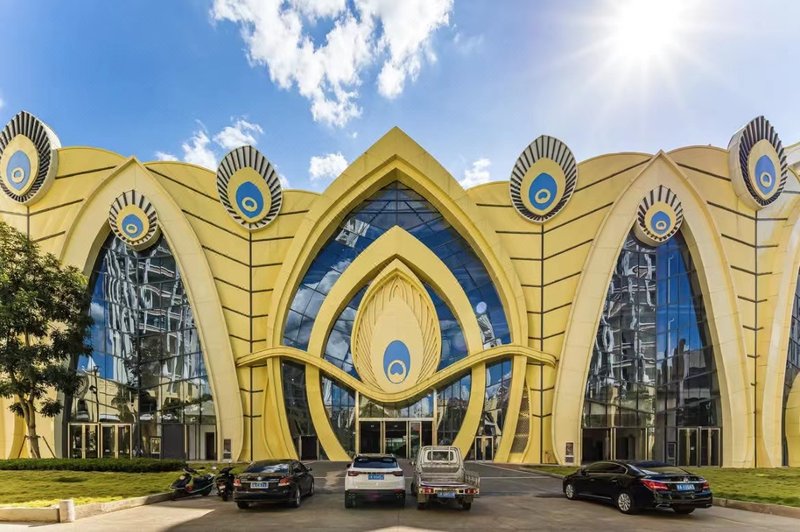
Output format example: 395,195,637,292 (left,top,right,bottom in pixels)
552,153,751,467
59,158,243,460
762,190,800,466
267,129,527,348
